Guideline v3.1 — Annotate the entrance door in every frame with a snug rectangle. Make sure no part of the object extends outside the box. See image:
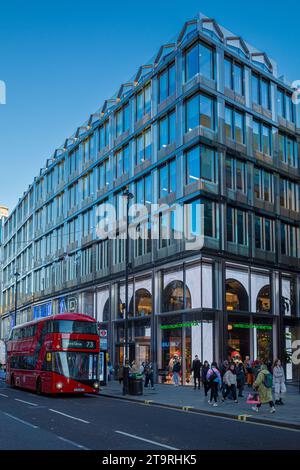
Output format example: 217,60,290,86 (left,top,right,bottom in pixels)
227,316,251,362
253,317,273,363
135,344,150,365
